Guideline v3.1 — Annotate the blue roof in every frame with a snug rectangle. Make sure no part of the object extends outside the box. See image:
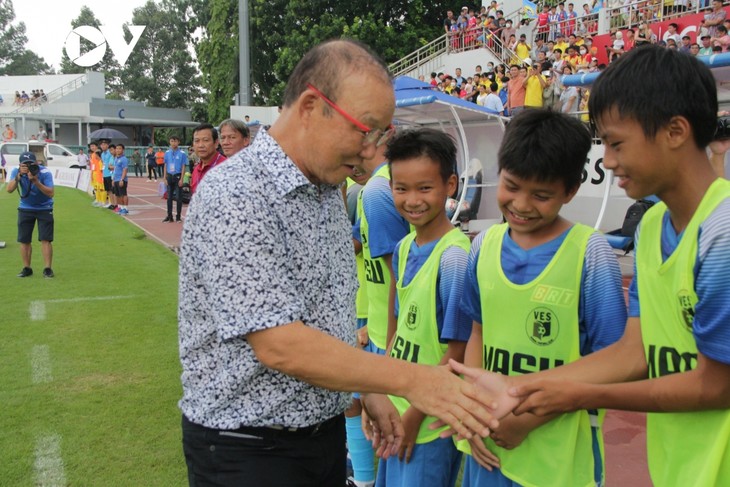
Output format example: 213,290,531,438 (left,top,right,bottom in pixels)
563,52,730,87
393,76,505,121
